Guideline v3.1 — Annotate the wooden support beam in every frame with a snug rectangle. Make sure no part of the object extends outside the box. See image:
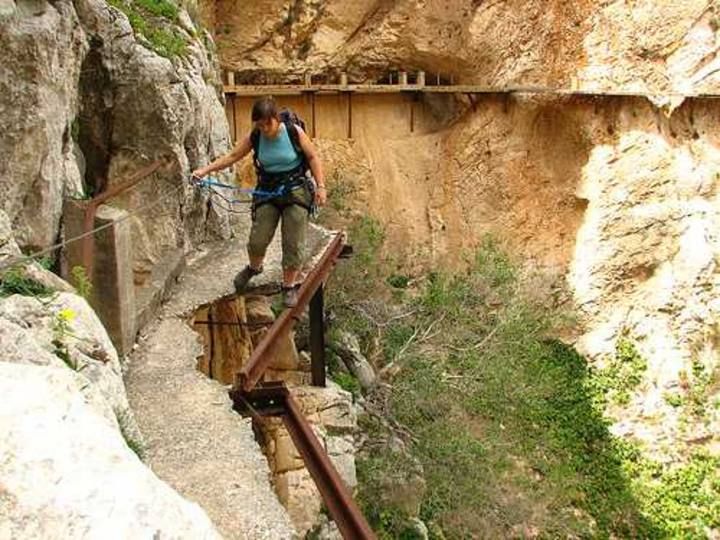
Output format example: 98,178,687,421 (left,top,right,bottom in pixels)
229,94,237,144
311,92,317,138
347,92,353,139
410,97,415,133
